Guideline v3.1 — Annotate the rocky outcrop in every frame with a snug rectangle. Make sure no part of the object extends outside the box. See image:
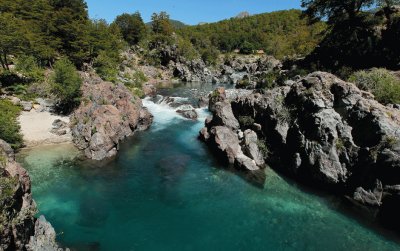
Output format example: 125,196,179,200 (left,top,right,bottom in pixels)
0,139,64,251
200,72,400,230
200,88,265,172
171,55,282,86
71,72,153,160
